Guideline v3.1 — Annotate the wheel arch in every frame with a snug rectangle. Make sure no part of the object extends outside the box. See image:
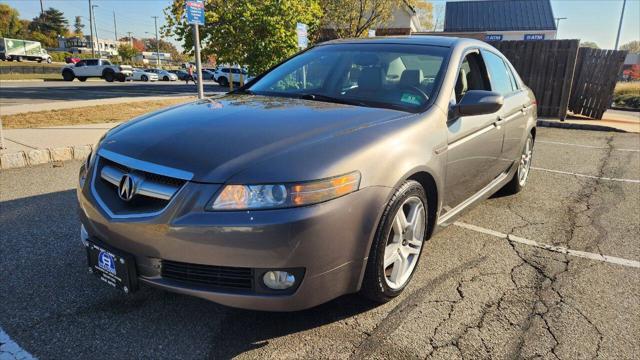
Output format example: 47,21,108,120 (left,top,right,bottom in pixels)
406,171,439,240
